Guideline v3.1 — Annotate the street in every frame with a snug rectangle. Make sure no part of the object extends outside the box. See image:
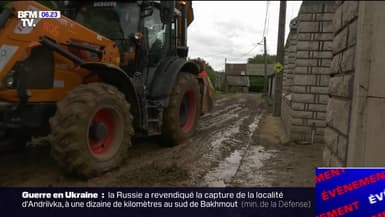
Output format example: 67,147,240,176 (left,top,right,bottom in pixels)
0,93,321,187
